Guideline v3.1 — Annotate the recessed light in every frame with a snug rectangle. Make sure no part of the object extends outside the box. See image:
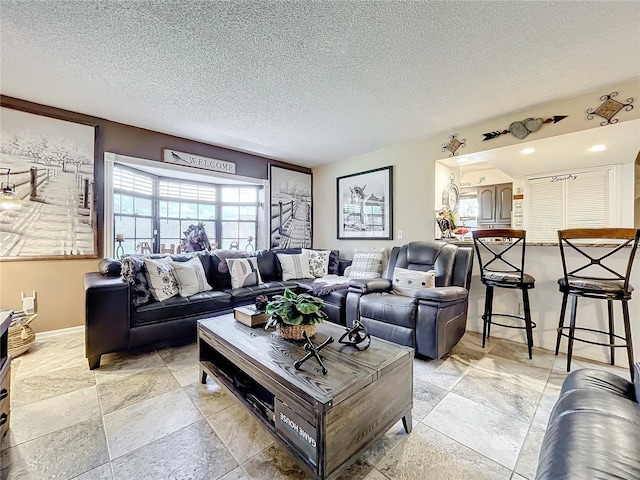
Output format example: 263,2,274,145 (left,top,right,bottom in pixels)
590,144,606,152
521,148,535,154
